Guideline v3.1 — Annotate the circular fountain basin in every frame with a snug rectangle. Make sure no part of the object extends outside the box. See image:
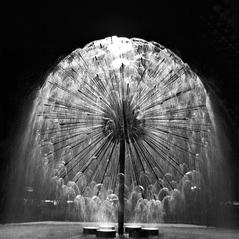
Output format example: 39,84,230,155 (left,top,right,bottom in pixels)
125,225,142,237
96,228,117,238
83,226,99,235
141,228,159,237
